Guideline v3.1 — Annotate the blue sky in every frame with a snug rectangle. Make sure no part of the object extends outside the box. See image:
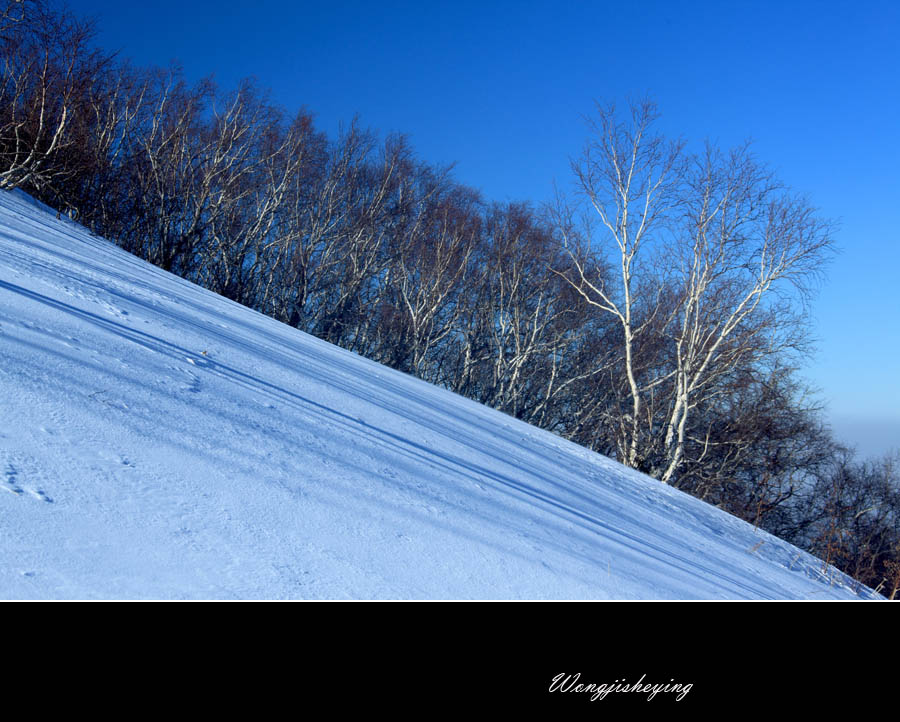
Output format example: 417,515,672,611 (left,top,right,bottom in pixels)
77,0,899,458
